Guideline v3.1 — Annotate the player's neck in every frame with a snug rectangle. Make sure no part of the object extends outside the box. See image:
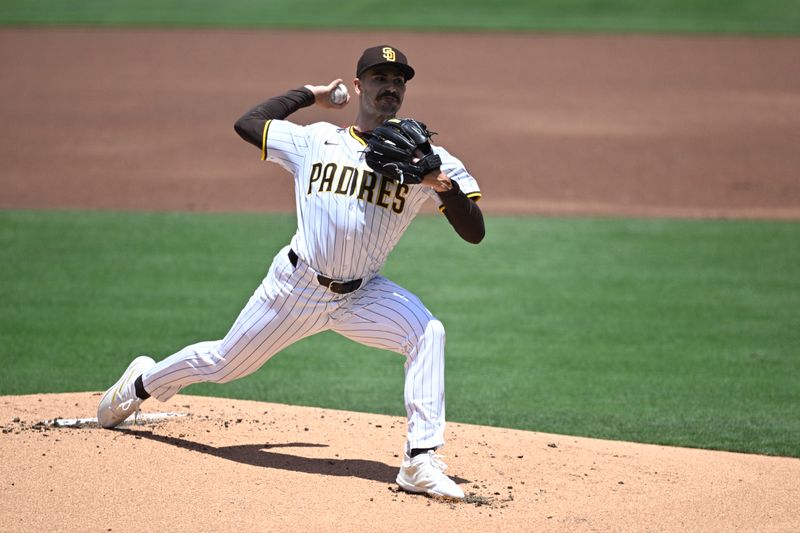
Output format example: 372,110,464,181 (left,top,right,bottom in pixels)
355,111,396,133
